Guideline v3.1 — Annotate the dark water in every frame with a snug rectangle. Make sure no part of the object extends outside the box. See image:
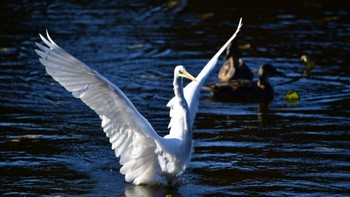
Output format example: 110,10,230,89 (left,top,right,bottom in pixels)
1,0,350,196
